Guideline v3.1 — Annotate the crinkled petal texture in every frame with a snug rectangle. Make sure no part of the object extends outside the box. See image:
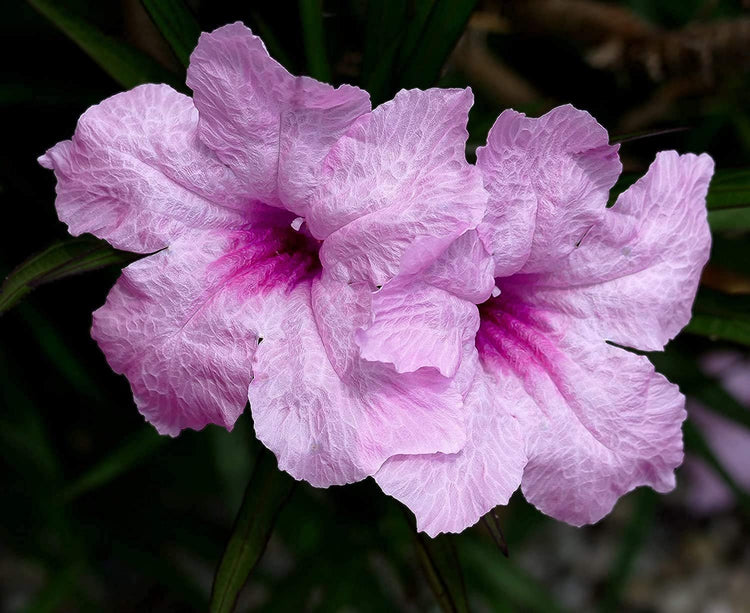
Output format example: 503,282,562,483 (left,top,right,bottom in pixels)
376,354,528,537
476,105,621,277
38,84,248,253
249,274,469,487
308,88,487,286
186,22,371,212
94,228,468,485
377,138,713,532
